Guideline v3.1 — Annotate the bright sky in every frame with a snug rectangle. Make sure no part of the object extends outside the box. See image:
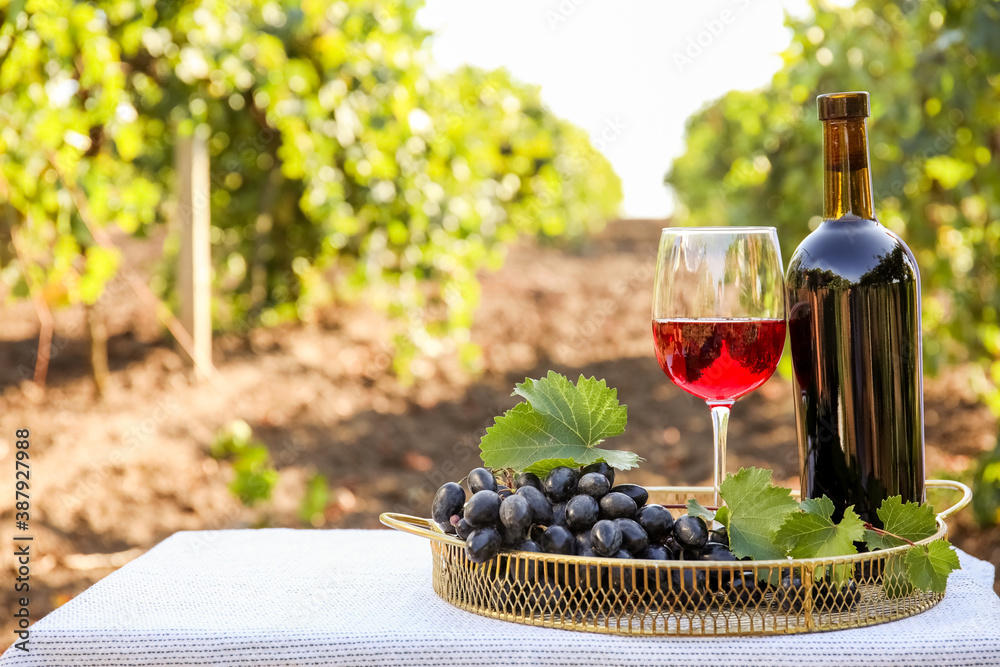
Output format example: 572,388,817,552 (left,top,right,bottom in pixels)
418,0,815,218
